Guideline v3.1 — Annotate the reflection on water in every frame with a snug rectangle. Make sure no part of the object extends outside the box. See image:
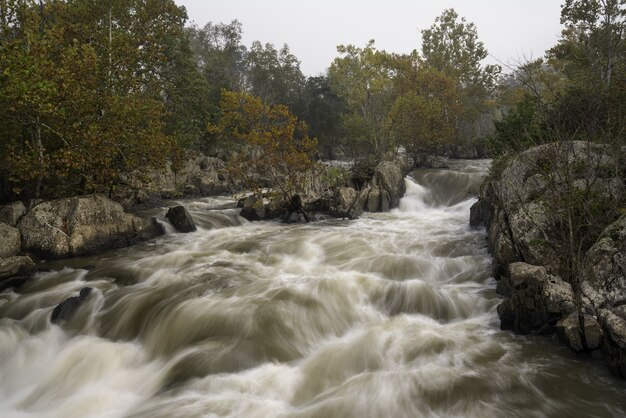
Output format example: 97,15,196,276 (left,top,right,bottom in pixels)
1,160,625,418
